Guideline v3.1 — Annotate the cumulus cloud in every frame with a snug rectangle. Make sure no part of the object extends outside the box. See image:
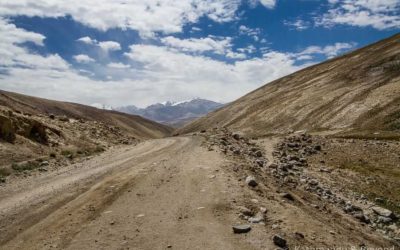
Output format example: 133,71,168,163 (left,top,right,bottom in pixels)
161,36,232,54
76,36,121,53
0,16,356,108
317,0,400,30
77,36,97,44
98,41,121,52
73,54,95,63
0,17,307,108
0,18,68,70
0,0,242,37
